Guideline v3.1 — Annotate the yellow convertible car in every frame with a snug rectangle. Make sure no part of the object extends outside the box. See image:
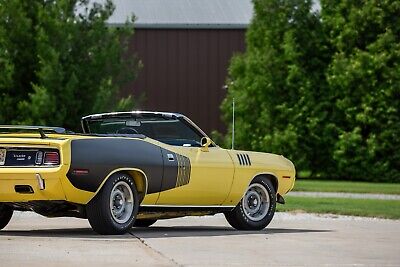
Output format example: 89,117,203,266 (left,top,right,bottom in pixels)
0,111,295,234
